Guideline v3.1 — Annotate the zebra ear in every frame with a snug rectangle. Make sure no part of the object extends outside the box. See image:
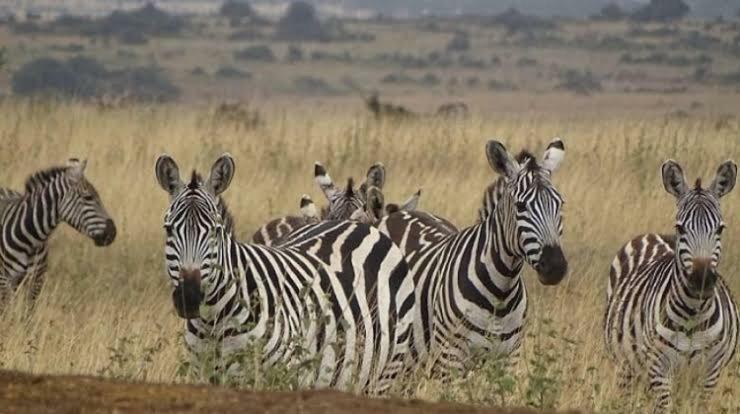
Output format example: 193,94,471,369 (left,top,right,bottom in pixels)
366,186,385,223
315,162,339,201
709,160,737,198
486,140,517,179
299,194,319,222
542,138,565,173
399,188,421,211
206,153,235,196
662,160,688,198
155,154,183,196
366,162,386,190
